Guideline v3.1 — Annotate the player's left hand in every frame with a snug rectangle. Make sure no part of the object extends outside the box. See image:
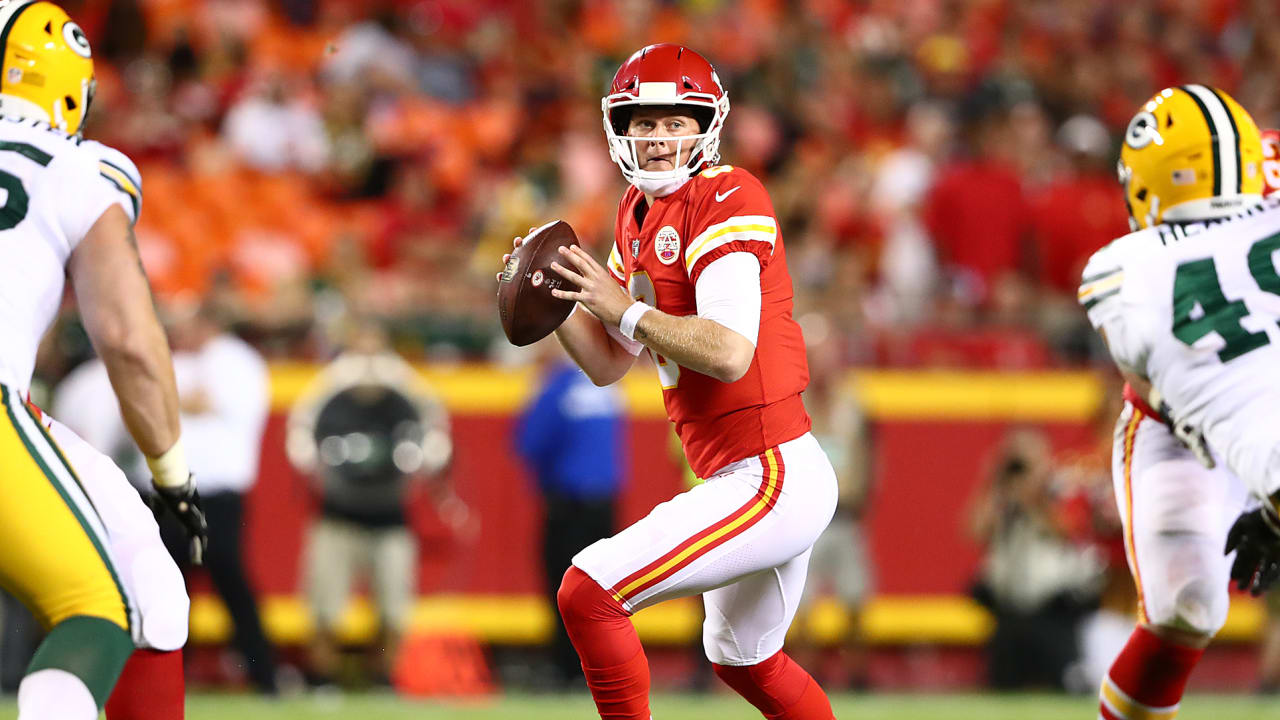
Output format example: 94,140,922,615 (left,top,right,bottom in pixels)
148,475,209,565
1224,505,1280,595
549,244,634,327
